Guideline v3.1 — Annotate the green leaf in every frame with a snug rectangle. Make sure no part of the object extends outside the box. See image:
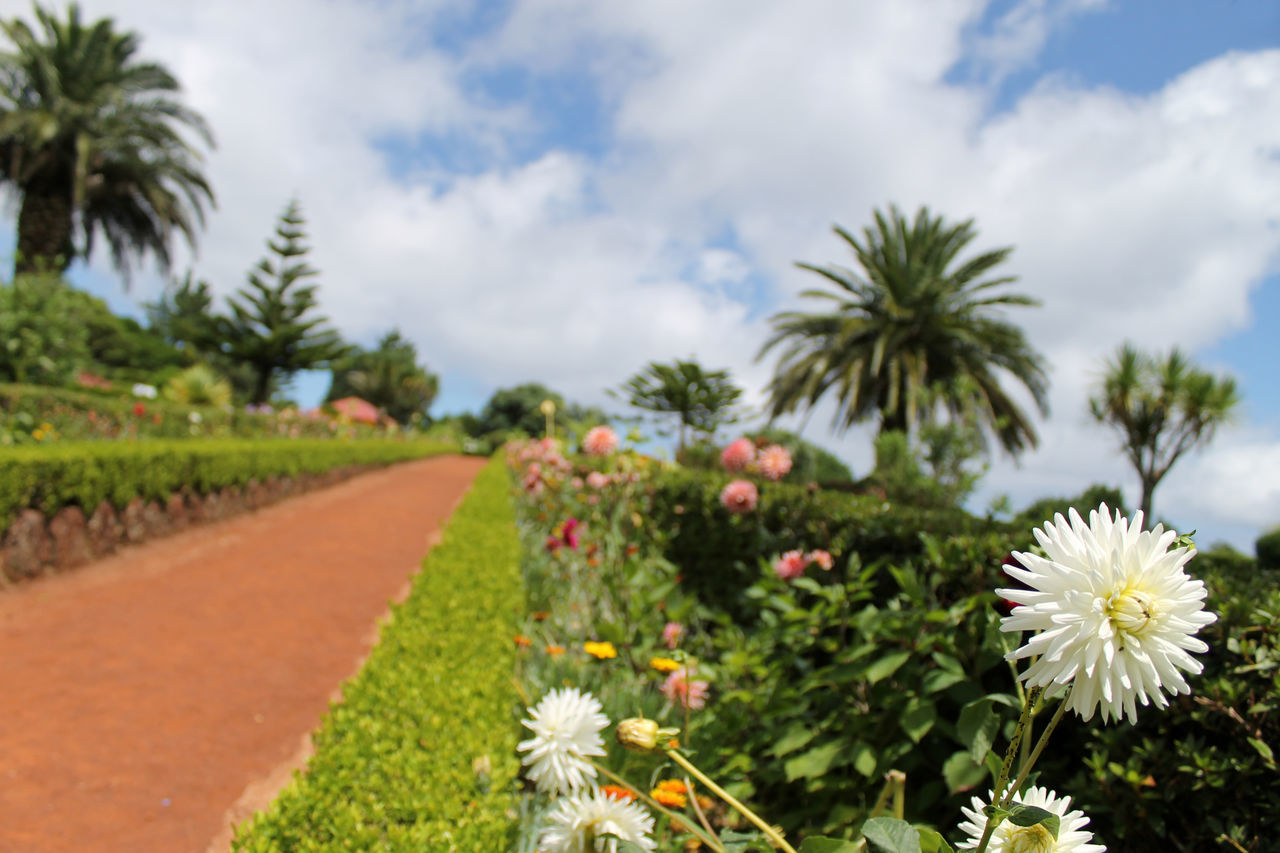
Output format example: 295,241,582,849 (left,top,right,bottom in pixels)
772,725,818,758
595,621,626,645
866,651,912,684
862,817,922,853
797,837,861,853
921,669,966,694
943,750,987,794
957,698,1000,763
916,828,956,853
853,741,878,777
900,696,937,743
1006,804,1060,840
1248,737,1275,765
785,741,843,781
